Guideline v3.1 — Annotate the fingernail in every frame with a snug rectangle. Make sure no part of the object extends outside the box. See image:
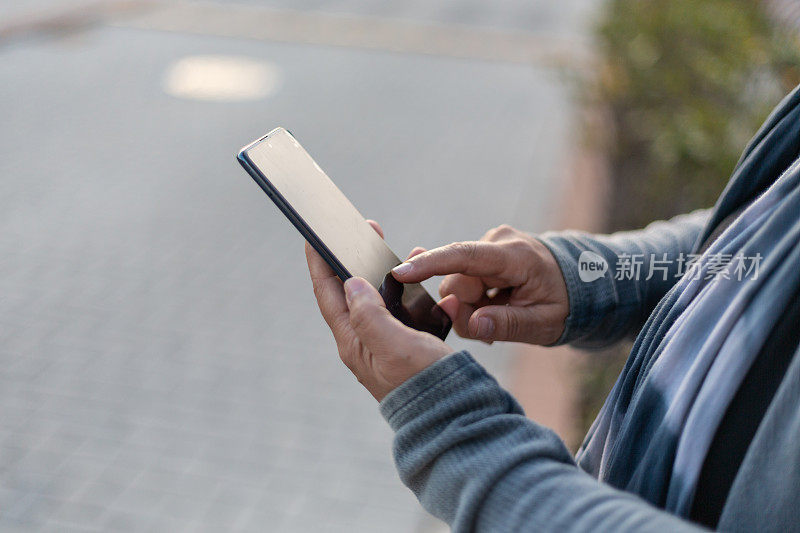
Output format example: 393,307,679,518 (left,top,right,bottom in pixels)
475,317,494,339
344,277,369,302
392,262,413,276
